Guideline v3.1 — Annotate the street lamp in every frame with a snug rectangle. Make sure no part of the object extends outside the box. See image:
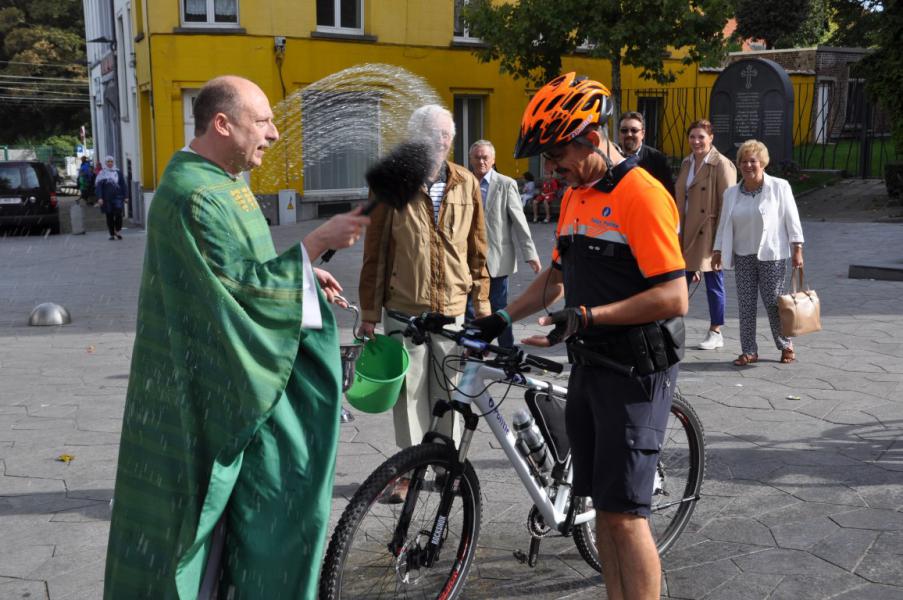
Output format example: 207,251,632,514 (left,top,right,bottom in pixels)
87,36,116,51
